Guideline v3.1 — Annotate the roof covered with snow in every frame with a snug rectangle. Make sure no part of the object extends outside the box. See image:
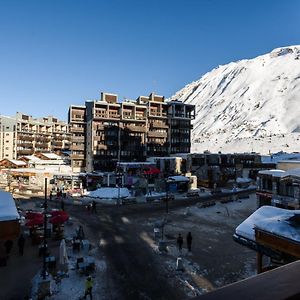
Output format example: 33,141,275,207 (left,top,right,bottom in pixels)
0,159,27,166
258,169,285,176
235,206,300,243
21,155,41,162
0,190,20,221
41,153,62,160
